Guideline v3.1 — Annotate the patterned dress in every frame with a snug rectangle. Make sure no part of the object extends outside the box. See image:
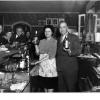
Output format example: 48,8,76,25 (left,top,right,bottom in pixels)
38,38,57,77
